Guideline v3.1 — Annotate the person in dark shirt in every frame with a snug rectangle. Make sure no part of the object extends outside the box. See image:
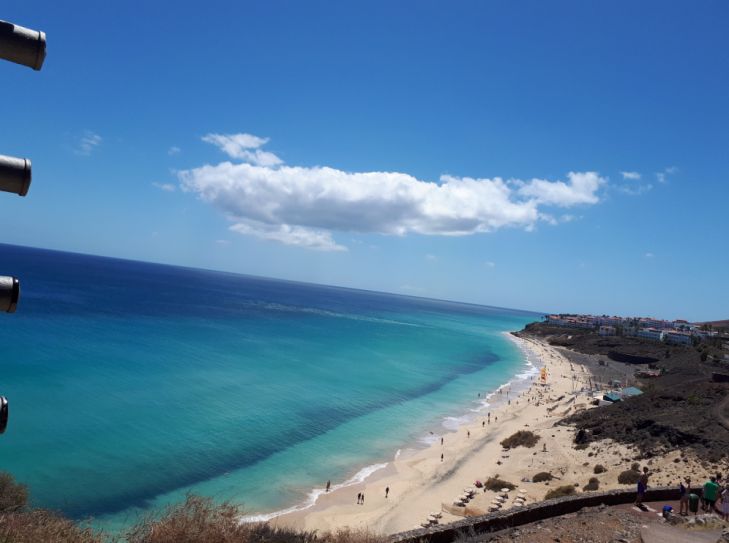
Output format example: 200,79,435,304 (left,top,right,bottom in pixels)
635,467,649,508
679,477,691,516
